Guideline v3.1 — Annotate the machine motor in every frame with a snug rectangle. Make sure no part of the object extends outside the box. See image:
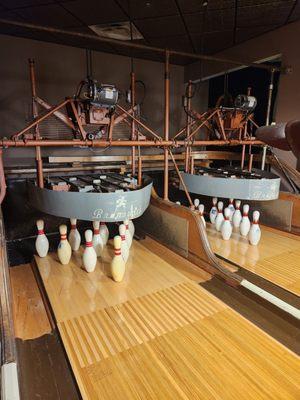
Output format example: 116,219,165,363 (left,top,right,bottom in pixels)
234,94,257,112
